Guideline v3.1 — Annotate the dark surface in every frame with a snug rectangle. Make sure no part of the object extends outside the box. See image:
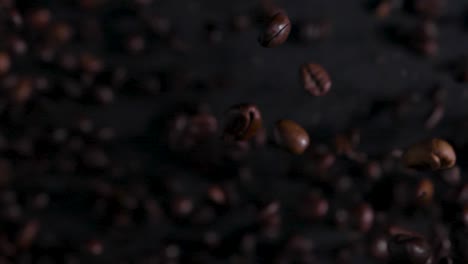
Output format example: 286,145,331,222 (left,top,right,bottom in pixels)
0,0,467,263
